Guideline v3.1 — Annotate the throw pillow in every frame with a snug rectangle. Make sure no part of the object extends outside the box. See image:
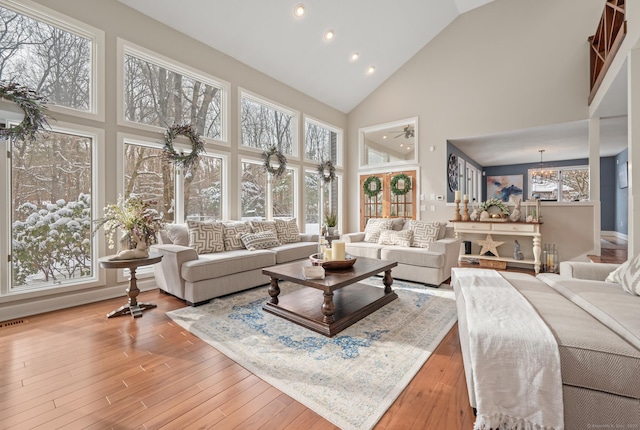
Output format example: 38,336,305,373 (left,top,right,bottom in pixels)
240,230,281,251
249,220,279,237
363,218,393,243
187,220,224,254
221,221,250,251
165,223,189,246
605,259,630,283
620,254,640,296
378,229,413,247
275,218,300,244
408,219,441,249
